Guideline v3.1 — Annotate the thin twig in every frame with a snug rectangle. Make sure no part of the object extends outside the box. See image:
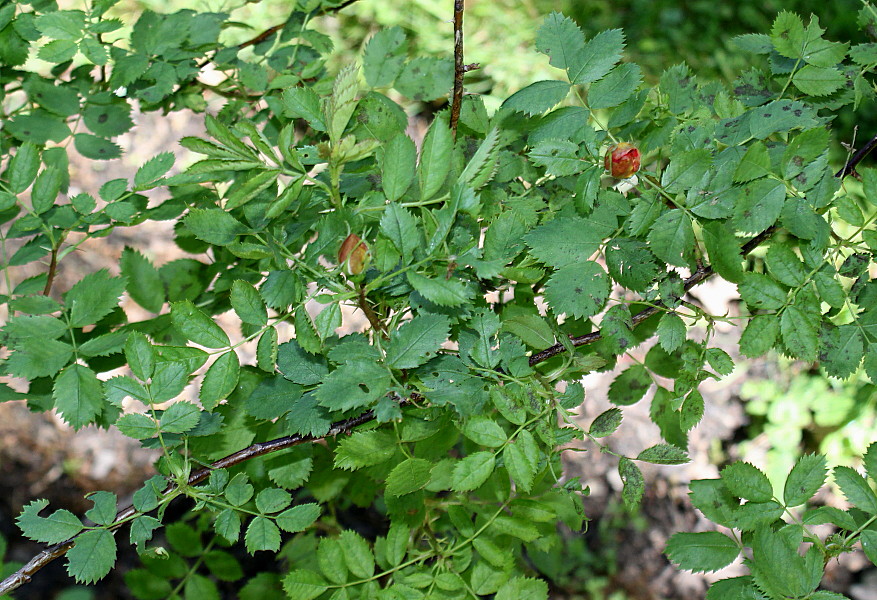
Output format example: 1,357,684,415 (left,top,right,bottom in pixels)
359,284,388,338
836,130,877,178
196,0,365,69
42,246,58,296
528,226,777,365
449,0,465,137
0,402,405,596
